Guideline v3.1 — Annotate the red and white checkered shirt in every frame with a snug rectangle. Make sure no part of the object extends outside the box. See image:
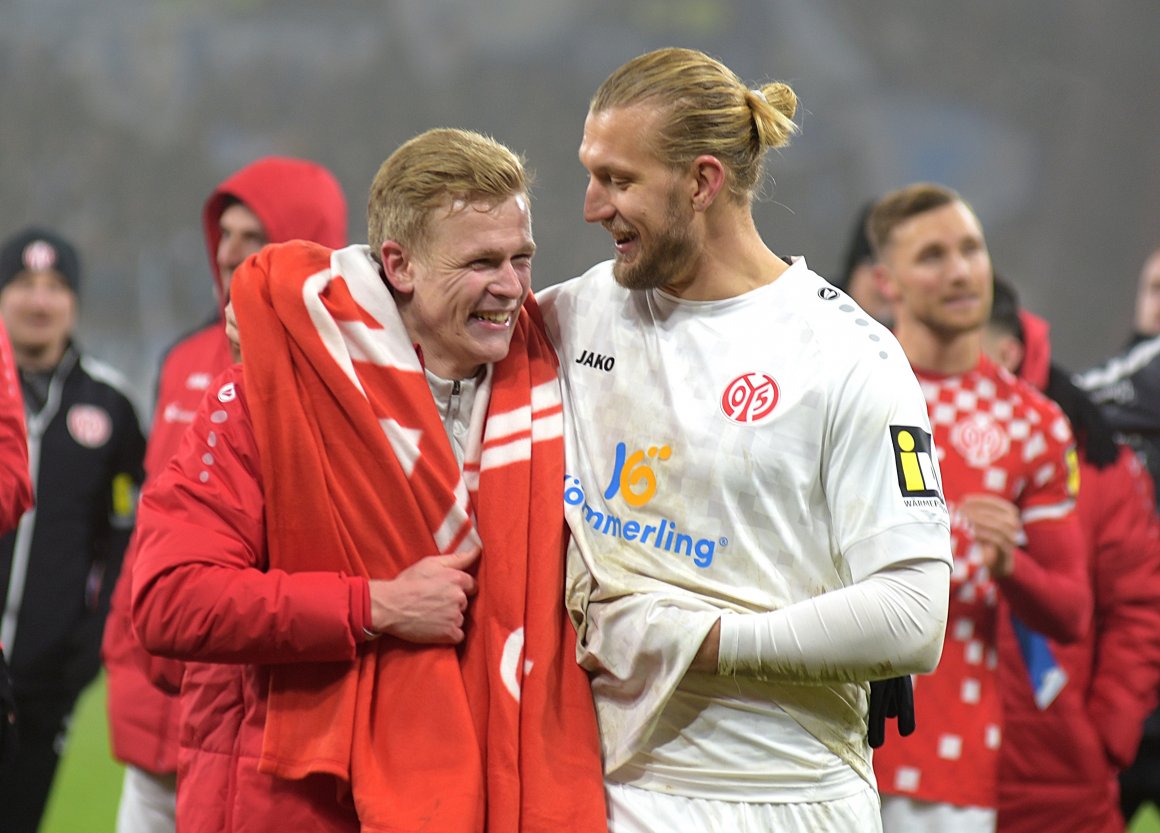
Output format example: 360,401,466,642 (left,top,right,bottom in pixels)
873,354,1076,810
